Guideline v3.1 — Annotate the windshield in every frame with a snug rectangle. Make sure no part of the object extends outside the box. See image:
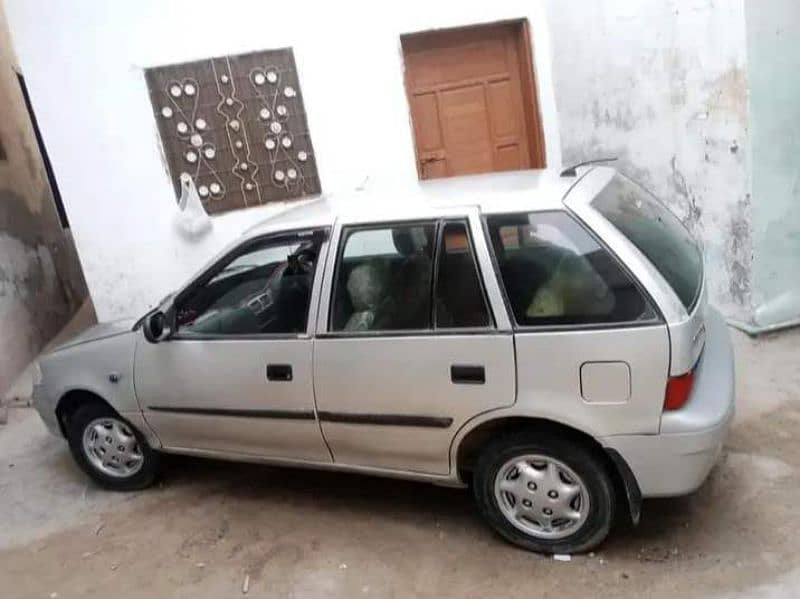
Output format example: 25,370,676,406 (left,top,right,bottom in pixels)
592,174,703,311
